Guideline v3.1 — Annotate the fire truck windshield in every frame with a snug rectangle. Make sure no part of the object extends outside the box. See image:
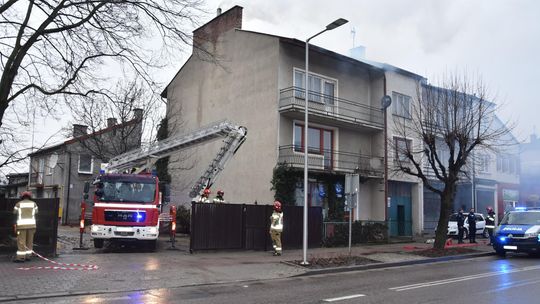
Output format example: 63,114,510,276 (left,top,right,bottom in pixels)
97,180,156,204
